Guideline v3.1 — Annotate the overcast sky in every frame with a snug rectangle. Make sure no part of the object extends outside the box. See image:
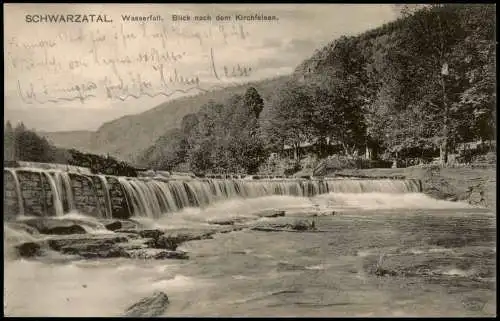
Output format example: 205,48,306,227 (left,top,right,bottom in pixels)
4,3,401,132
